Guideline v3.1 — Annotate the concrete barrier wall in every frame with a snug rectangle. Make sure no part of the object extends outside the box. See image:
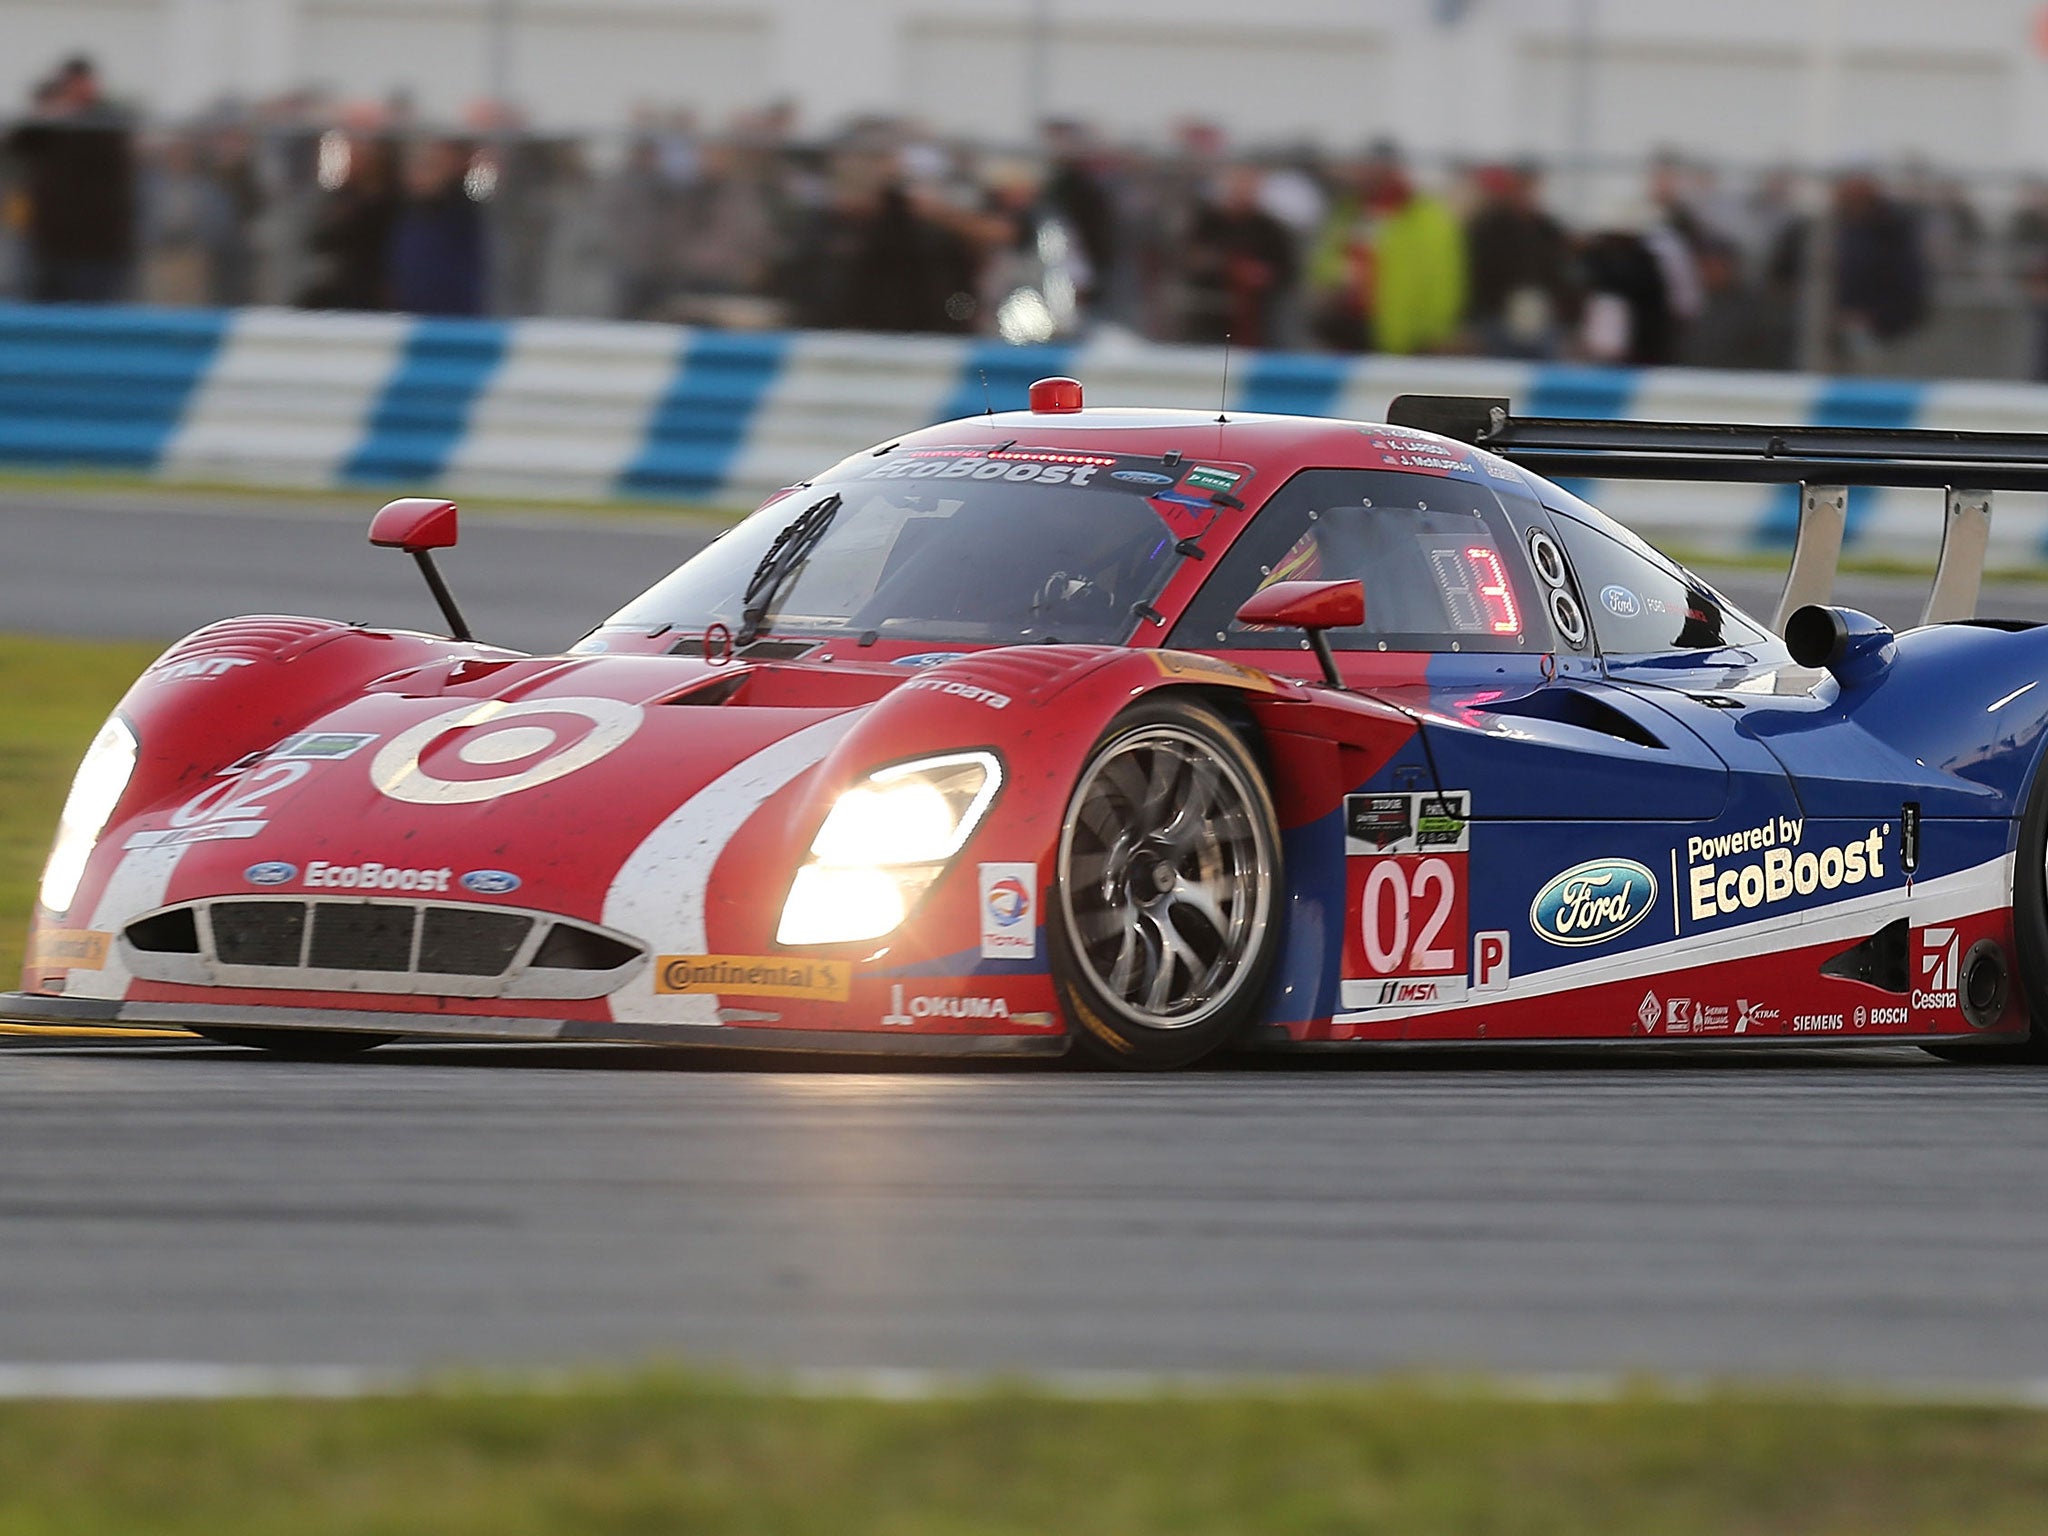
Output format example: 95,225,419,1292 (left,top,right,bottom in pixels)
7,302,2048,564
